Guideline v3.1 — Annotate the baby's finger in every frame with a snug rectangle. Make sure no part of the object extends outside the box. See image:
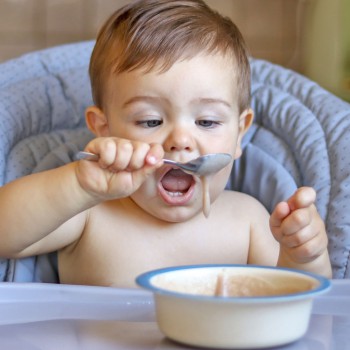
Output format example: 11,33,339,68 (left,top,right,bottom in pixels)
108,139,135,171
126,142,164,170
270,201,291,229
86,138,118,169
279,207,312,236
145,143,164,166
282,232,327,263
123,141,154,170
280,224,317,248
287,187,316,211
